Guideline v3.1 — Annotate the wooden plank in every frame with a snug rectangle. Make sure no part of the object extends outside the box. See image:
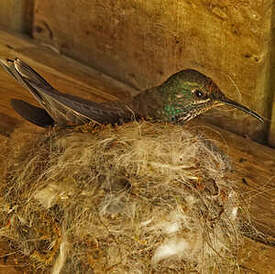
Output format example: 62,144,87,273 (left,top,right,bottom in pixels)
0,113,20,136
239,238,275,273
268,11,275,147
270,102,275,147
0,0,34,34
32,0,273,142
0,28,137,134
0,240,29,273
